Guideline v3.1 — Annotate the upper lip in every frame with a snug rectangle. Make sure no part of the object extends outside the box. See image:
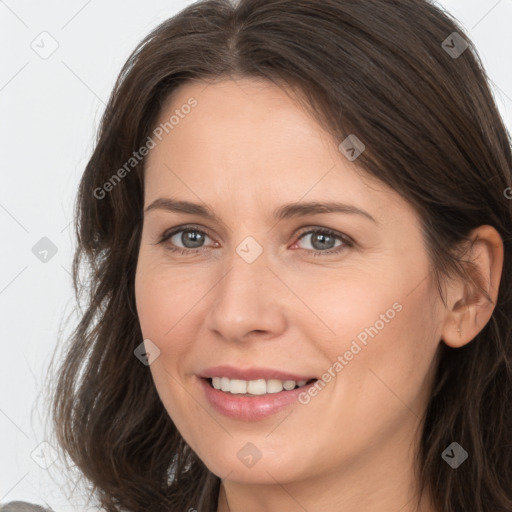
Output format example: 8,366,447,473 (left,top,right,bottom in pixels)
198,365,317,382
